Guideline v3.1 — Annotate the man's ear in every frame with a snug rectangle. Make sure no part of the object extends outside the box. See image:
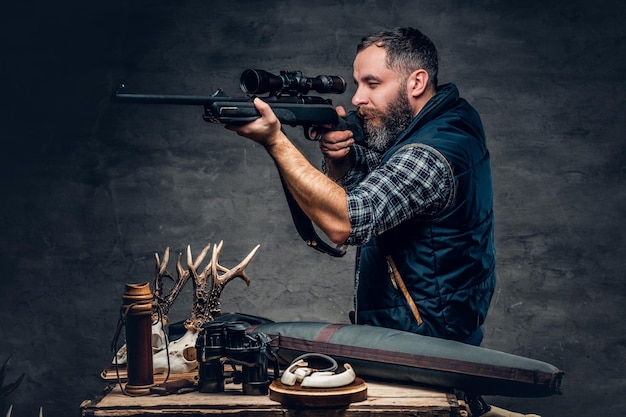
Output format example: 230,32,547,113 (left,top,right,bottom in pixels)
408,69,430,98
